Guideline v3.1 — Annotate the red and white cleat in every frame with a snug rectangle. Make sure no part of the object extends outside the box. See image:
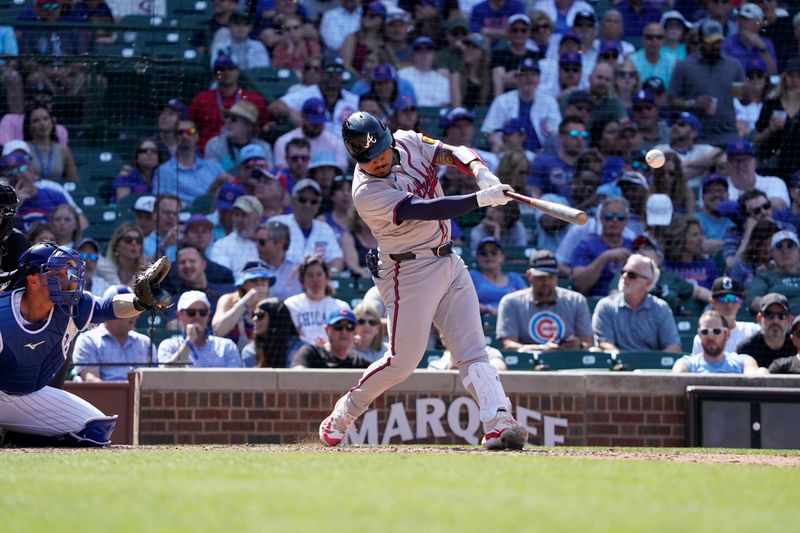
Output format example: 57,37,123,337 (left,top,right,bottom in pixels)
481,411,528,450
319,396,355,447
